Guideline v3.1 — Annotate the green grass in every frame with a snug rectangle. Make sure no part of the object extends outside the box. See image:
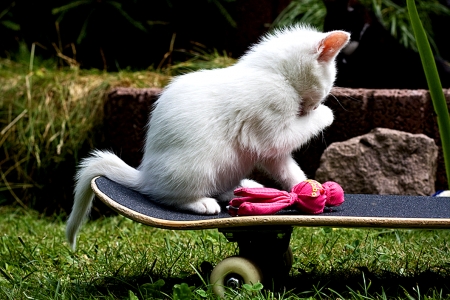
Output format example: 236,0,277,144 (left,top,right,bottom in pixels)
0,57,171,209
1,205,450,299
